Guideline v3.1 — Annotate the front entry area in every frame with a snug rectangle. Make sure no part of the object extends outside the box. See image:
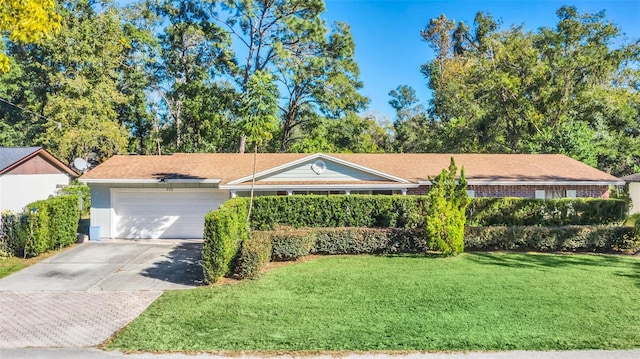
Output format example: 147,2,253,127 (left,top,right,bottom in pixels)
112,189,228,239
